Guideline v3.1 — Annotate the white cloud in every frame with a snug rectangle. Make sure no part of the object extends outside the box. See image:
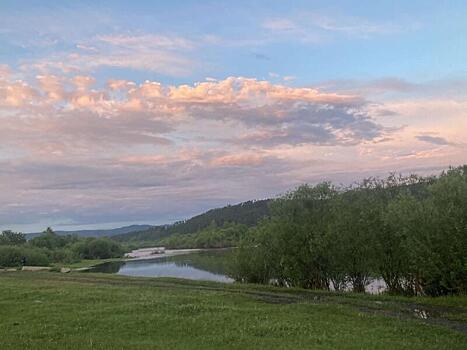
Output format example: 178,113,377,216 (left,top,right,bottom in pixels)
20,33,198,77
262,12,419,42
